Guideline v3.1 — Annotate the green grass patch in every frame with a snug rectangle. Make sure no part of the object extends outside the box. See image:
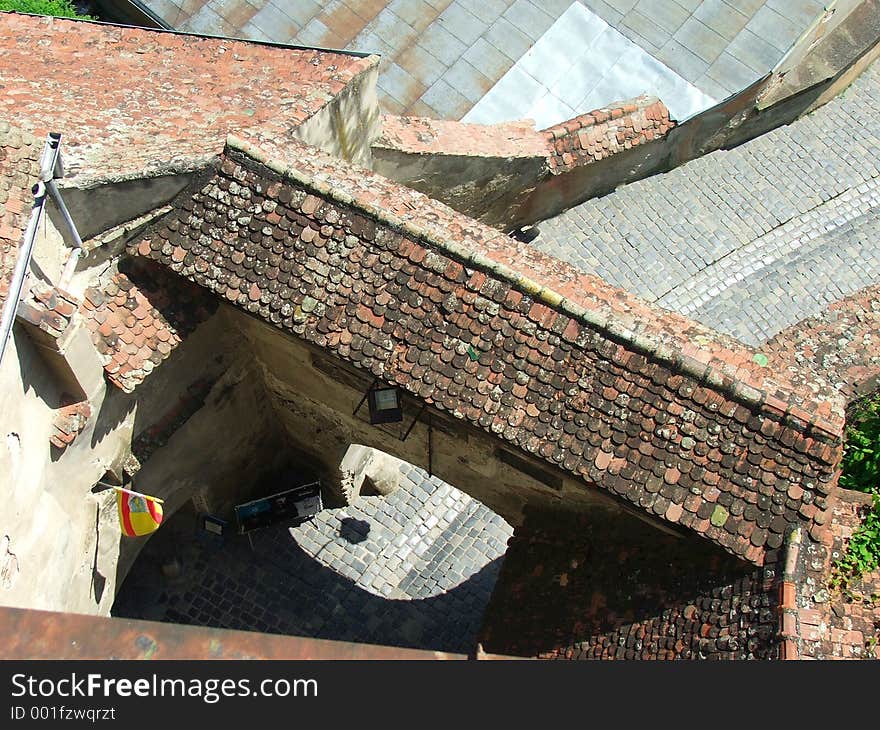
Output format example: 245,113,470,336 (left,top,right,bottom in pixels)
0,1,94,19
